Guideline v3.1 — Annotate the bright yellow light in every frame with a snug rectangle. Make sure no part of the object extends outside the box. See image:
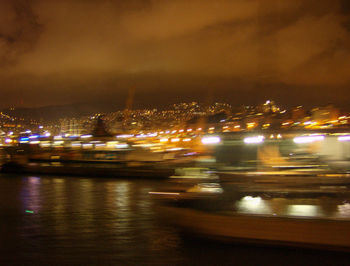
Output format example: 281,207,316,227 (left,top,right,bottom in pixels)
159,138,168,143
150,146,161,150
171,138,180,142
247,122,256,129
187,129,192,132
